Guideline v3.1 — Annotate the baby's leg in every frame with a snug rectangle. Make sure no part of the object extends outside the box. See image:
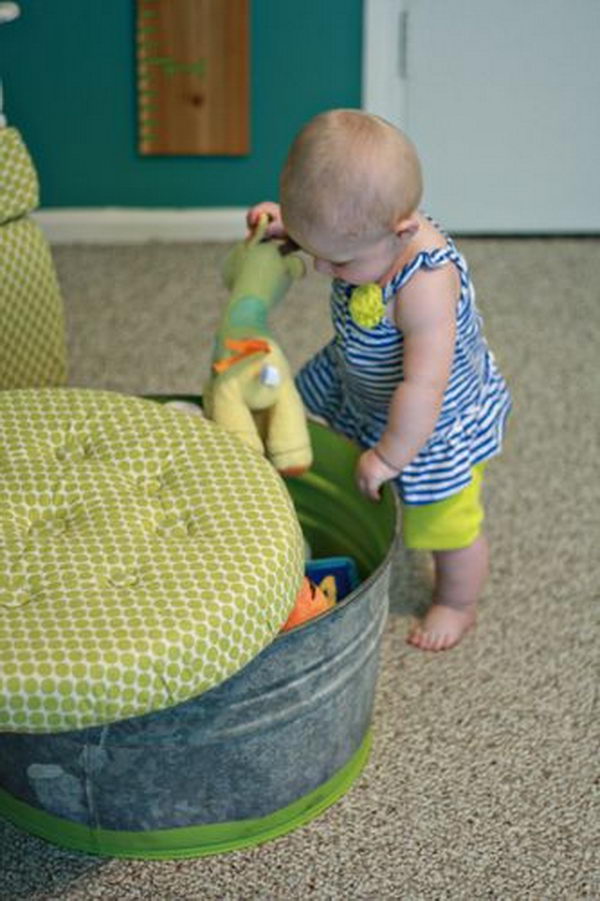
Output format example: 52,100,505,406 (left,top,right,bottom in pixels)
407,533,488,651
